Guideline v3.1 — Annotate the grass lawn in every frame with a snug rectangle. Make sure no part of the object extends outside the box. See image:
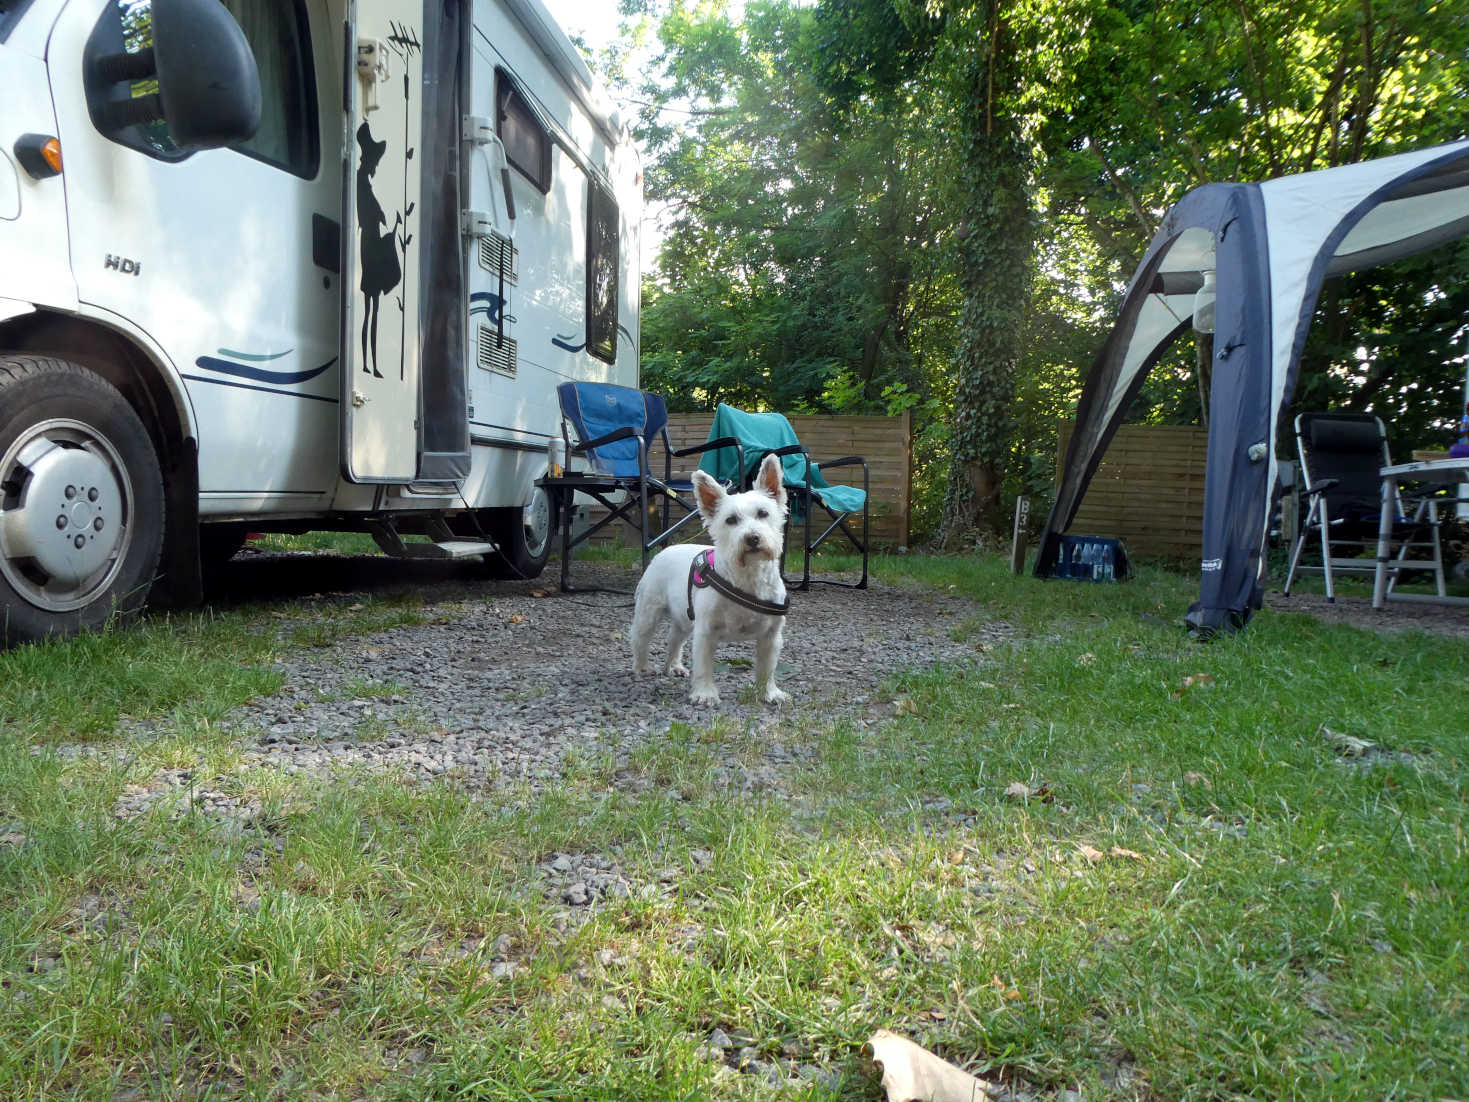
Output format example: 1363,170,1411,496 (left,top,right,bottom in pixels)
0,550,1464,1099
